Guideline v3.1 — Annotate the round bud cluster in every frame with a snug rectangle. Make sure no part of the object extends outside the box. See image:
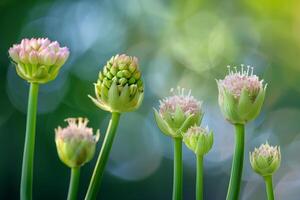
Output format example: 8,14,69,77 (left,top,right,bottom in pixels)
55,118,99,168
250,142,281,177
8,38,69,83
